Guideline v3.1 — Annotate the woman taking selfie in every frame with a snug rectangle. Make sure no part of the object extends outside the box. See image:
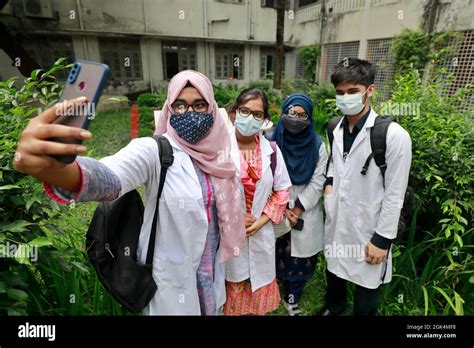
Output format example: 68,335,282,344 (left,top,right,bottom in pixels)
273,93,328,316
13,70,246,316
224,88,291,315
